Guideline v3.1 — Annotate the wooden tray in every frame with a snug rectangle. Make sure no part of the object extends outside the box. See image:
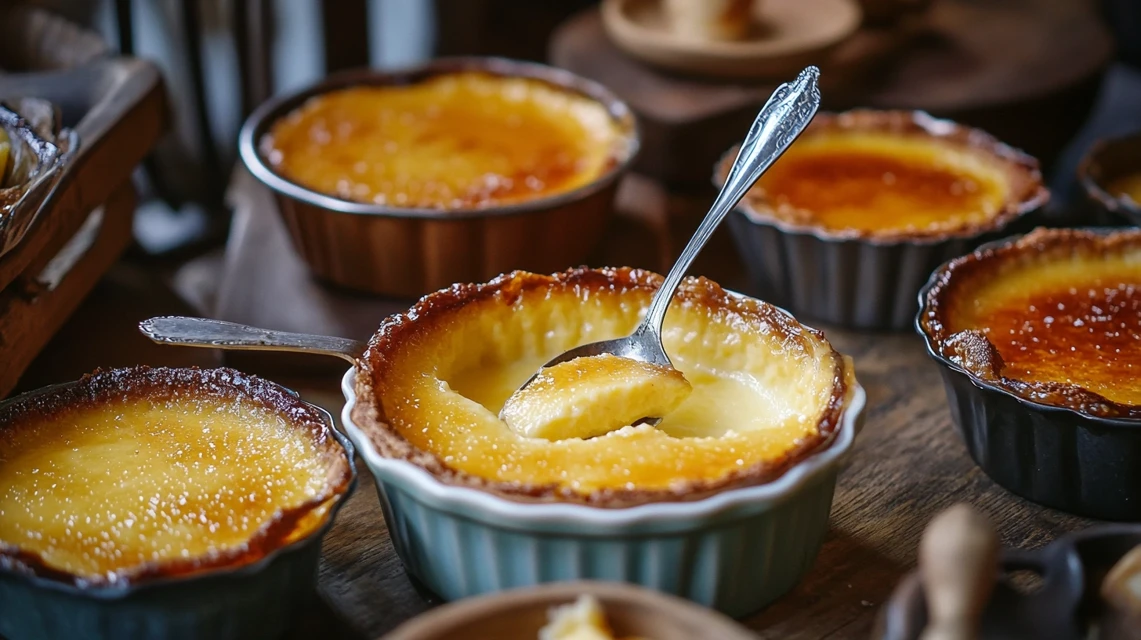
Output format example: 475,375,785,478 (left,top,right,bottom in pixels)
0,9,167,396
